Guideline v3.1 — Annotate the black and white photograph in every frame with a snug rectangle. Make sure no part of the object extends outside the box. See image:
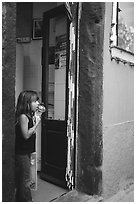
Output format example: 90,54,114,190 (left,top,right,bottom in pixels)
2,2,134,202
33,18,42,40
